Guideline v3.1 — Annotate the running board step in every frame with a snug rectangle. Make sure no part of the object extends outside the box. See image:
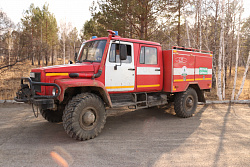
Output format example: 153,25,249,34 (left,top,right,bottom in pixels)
112,101,137,108
110,92,168,109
